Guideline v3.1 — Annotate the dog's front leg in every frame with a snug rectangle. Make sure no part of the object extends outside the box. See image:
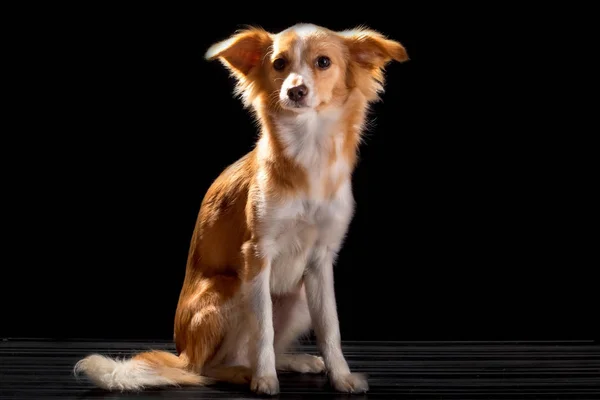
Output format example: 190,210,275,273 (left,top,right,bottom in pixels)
245,243,279,396
304,246,369,393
